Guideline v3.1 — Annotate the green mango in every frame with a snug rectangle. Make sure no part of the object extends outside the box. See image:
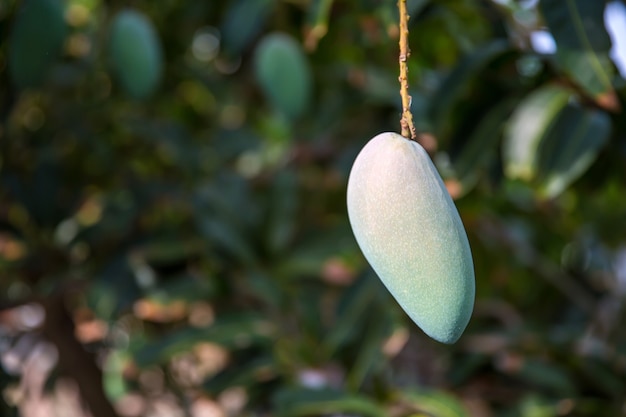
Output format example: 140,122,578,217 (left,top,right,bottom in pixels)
254,33,312,120
8,0,67,89
109,9,163,99
346,132,475,344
